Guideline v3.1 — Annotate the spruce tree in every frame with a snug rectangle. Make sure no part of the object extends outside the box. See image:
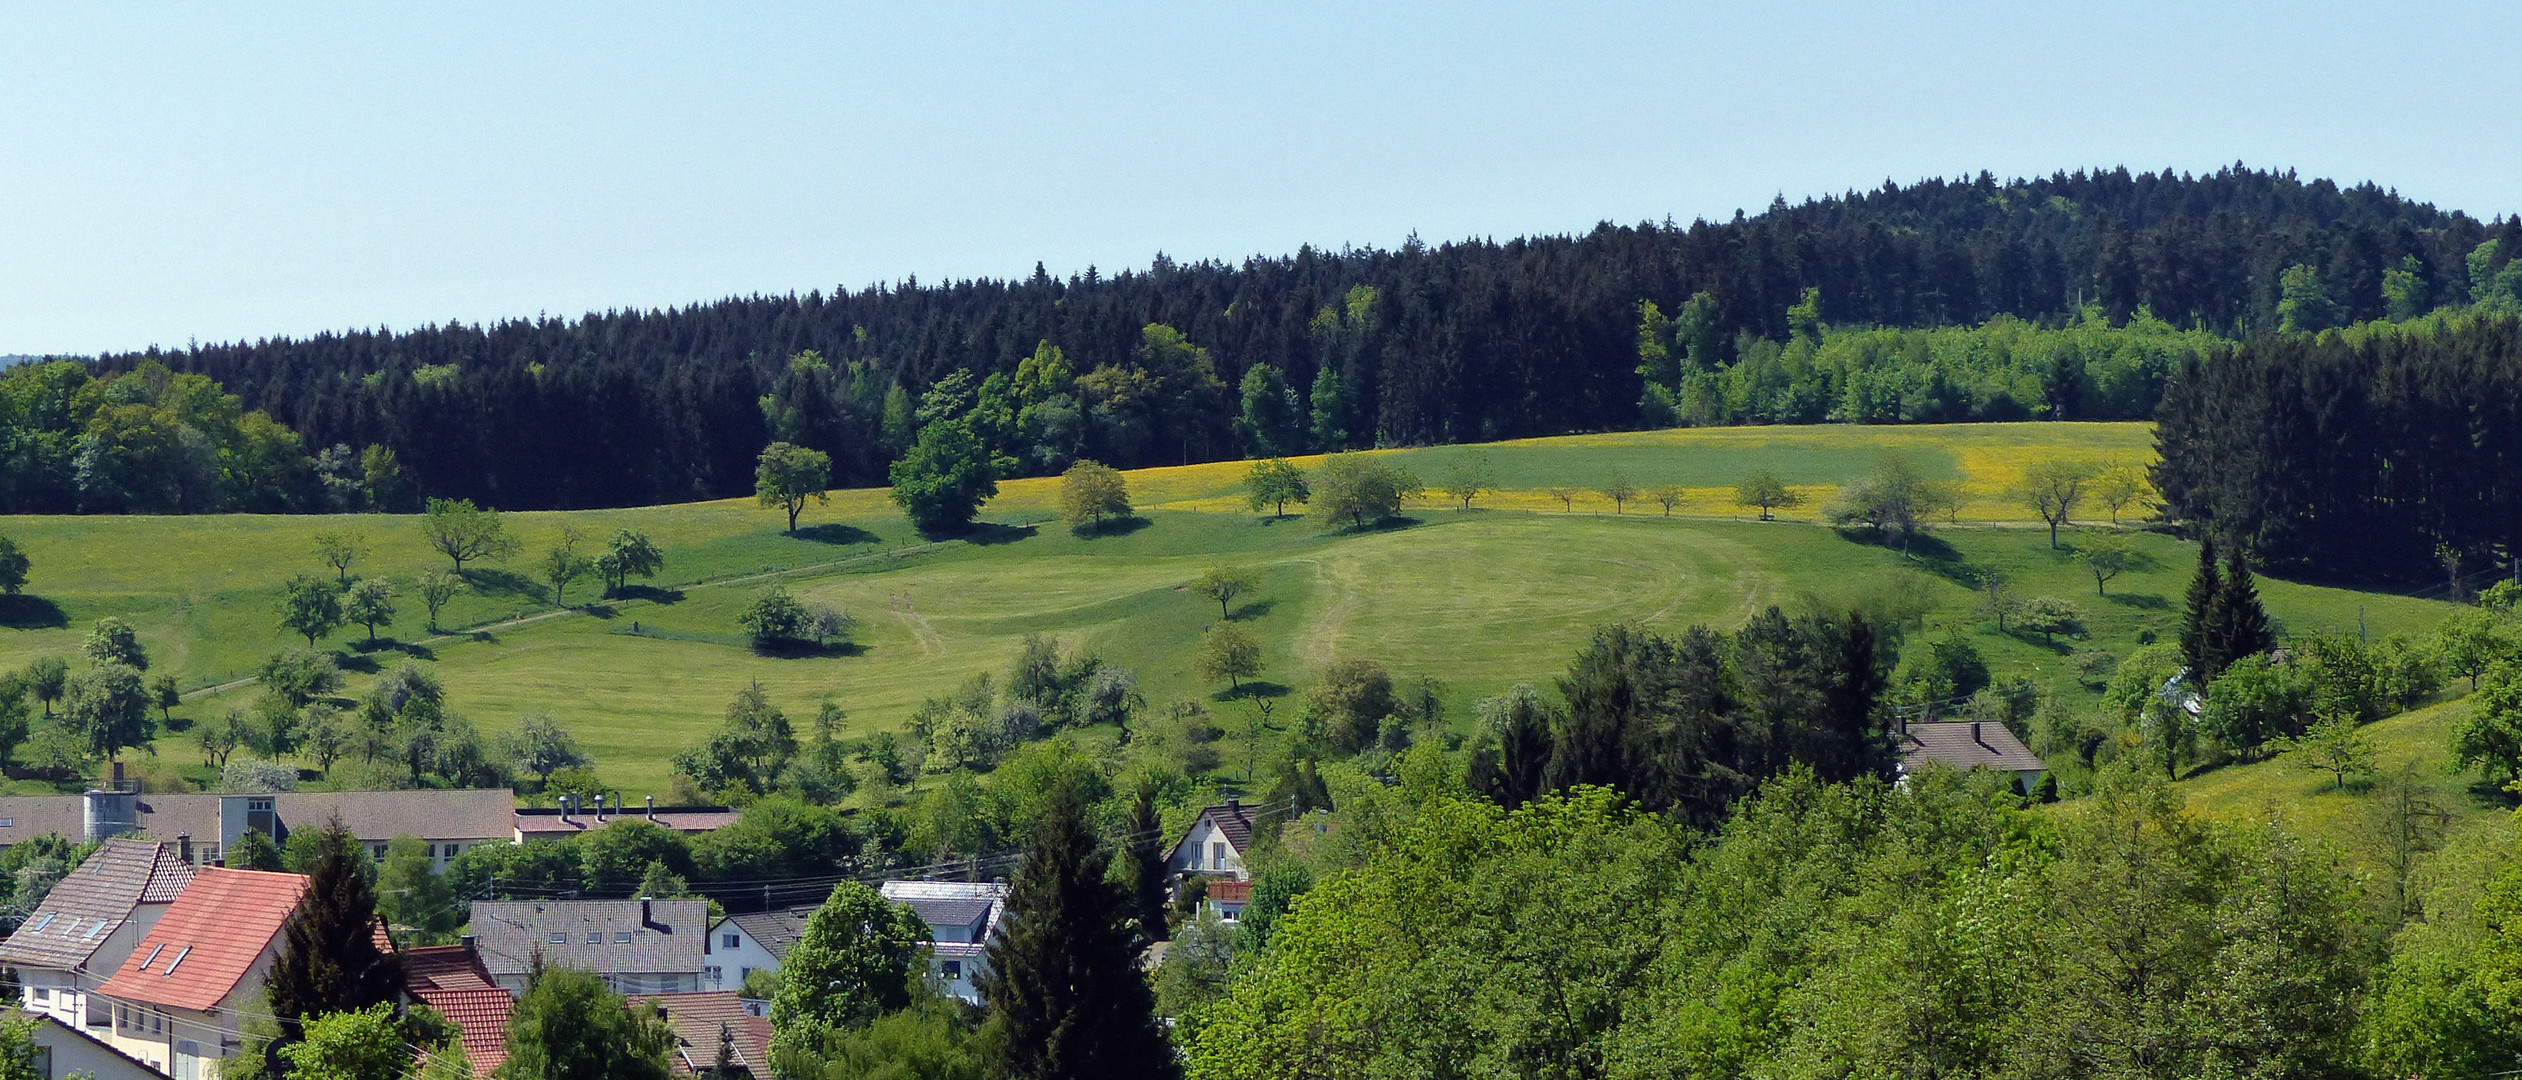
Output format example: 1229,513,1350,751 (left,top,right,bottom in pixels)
980,779,1179,1080
262,824,403,1069
2179,537,2223,678
1124,779,1170,945
2211,549,2277,671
